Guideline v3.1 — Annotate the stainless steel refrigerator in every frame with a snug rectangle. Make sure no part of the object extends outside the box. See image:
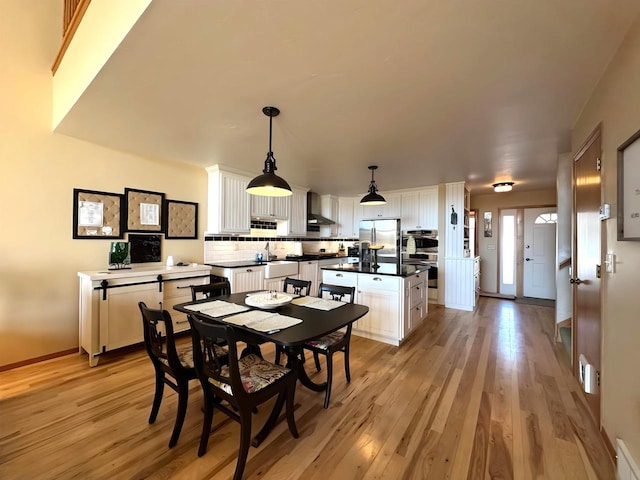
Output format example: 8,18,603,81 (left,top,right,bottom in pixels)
359,218,401,267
